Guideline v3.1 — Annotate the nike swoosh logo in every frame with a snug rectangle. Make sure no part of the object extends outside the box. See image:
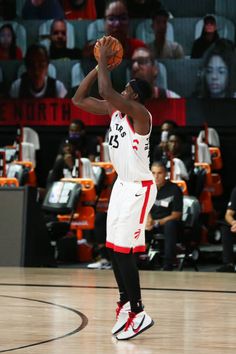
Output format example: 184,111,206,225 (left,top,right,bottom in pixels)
135,193,142,197
132,315,145,333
